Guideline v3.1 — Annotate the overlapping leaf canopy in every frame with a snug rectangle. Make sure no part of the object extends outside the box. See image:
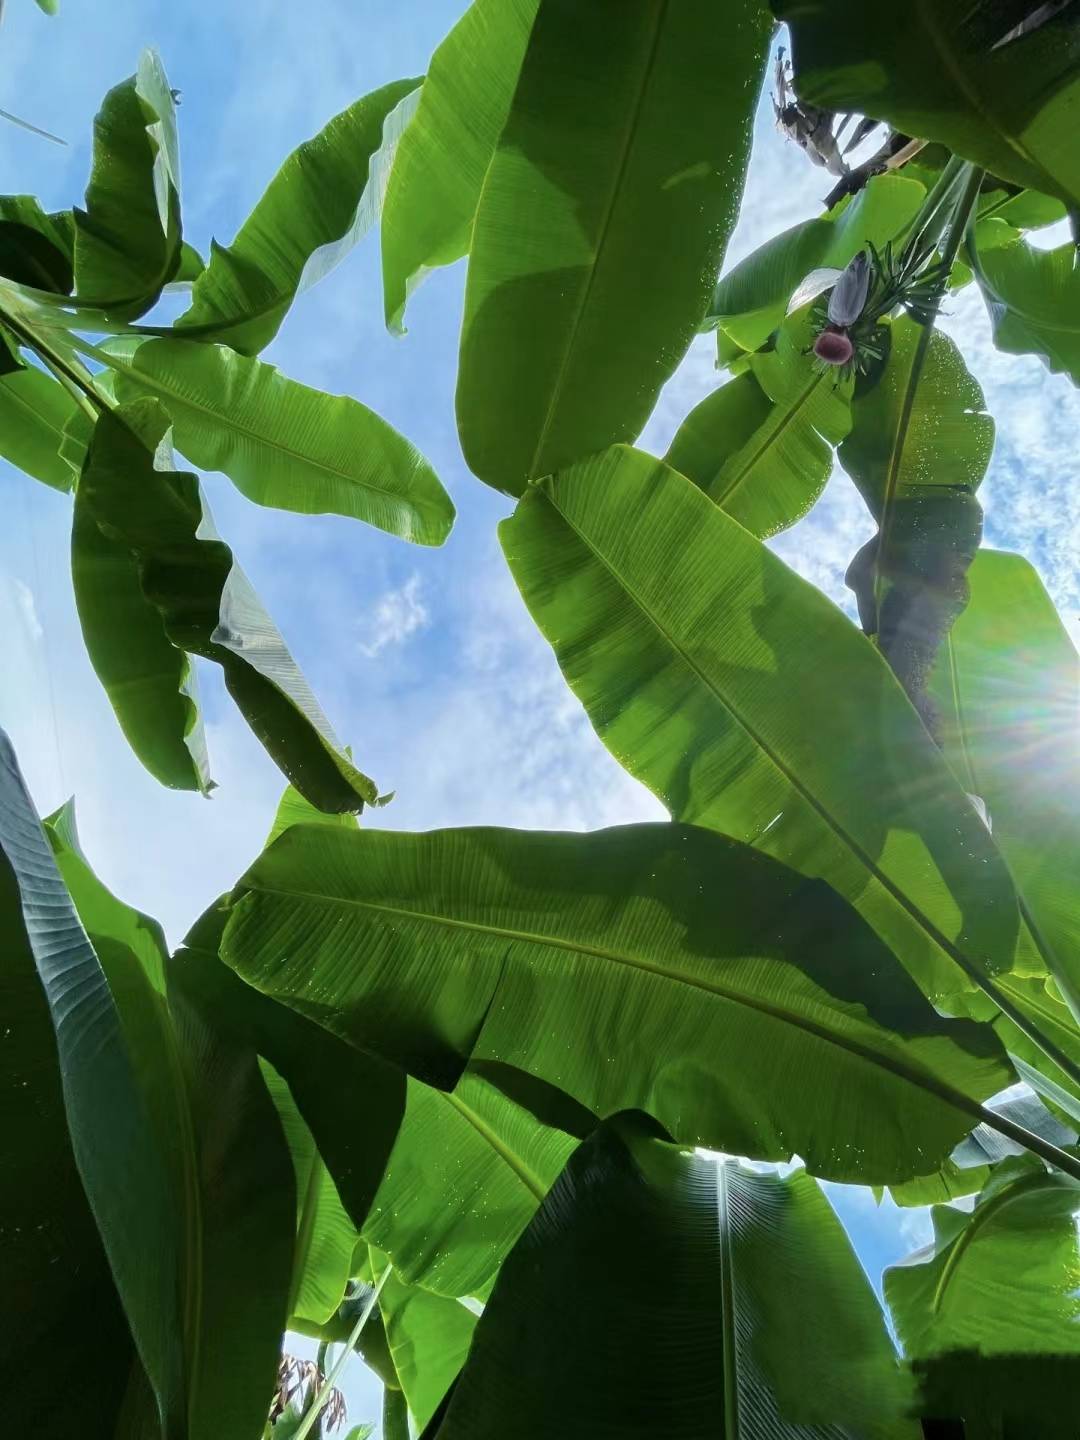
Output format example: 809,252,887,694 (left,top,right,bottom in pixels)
7,0,1080,1435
